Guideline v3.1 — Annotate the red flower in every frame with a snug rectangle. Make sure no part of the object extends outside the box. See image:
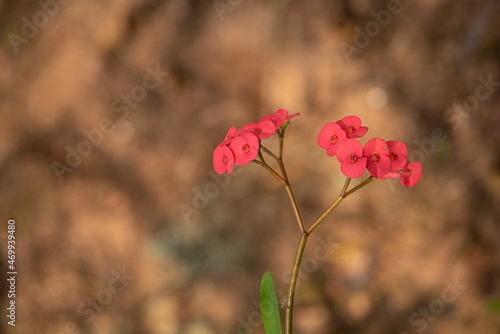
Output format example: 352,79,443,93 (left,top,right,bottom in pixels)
386,141,408,172
336,139,367,178
213,146,235,175
229,133,260,165
286,112,301,121
260,109,301,130
317,122,347,156
400,161,422,187
260,109,287,130
218,126,237,147
363,138,391,179
336,116,368,139
239,120,275,140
